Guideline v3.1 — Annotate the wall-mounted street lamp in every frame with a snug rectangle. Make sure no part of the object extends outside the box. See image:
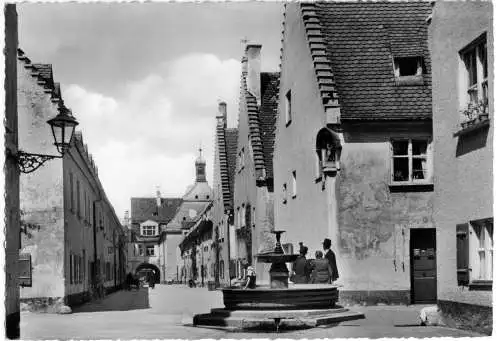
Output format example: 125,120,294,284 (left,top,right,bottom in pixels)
11,107,79,174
